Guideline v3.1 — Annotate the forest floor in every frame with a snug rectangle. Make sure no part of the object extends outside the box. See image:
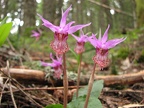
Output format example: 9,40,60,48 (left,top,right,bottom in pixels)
0,45,144,108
